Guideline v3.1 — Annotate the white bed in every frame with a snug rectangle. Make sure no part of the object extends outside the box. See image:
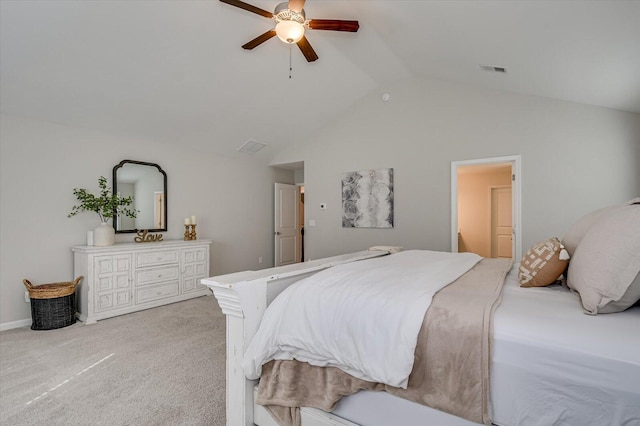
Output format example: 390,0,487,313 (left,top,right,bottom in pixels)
203,198,640,426
203,250,640,426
